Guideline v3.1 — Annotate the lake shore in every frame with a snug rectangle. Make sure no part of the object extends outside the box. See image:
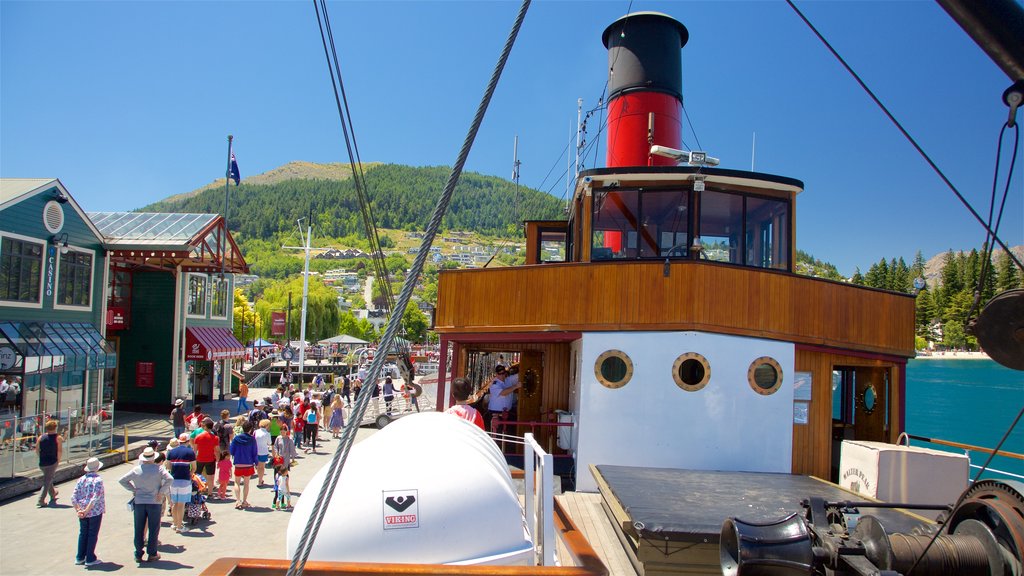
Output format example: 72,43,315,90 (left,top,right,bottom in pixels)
914,350,990,360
